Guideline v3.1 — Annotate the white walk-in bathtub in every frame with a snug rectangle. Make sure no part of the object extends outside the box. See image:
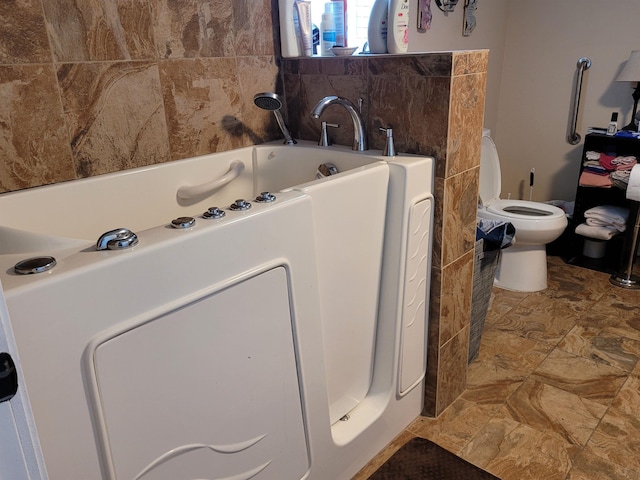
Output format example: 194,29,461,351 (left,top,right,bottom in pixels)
0,141,434,480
